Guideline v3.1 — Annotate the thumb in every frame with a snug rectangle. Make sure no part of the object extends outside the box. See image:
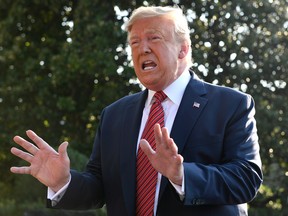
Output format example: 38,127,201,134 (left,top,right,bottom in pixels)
139,139,155,159
58,141,69,160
